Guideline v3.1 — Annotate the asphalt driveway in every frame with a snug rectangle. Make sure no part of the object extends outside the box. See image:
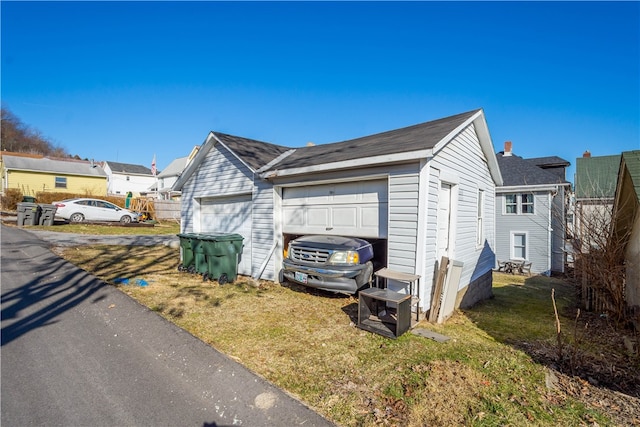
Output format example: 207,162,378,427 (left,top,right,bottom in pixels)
1,225,334,426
